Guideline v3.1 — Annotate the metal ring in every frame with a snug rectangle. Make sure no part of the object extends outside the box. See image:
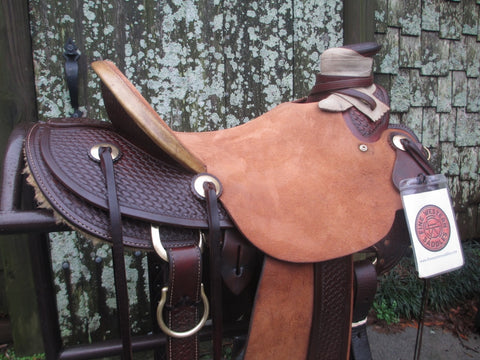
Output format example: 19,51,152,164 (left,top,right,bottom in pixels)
151,225,204,262
191,173,222,199
156,284,209,338
391,135,408,151
359,144,368,152
423,146,431,161
151,225,168,262
89,143,121,161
